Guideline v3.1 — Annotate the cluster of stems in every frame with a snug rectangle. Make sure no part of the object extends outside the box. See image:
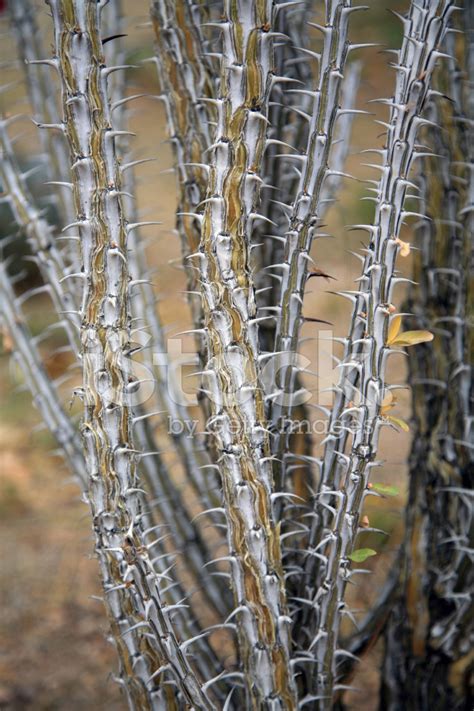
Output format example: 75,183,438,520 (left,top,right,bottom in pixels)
0,1,471,709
